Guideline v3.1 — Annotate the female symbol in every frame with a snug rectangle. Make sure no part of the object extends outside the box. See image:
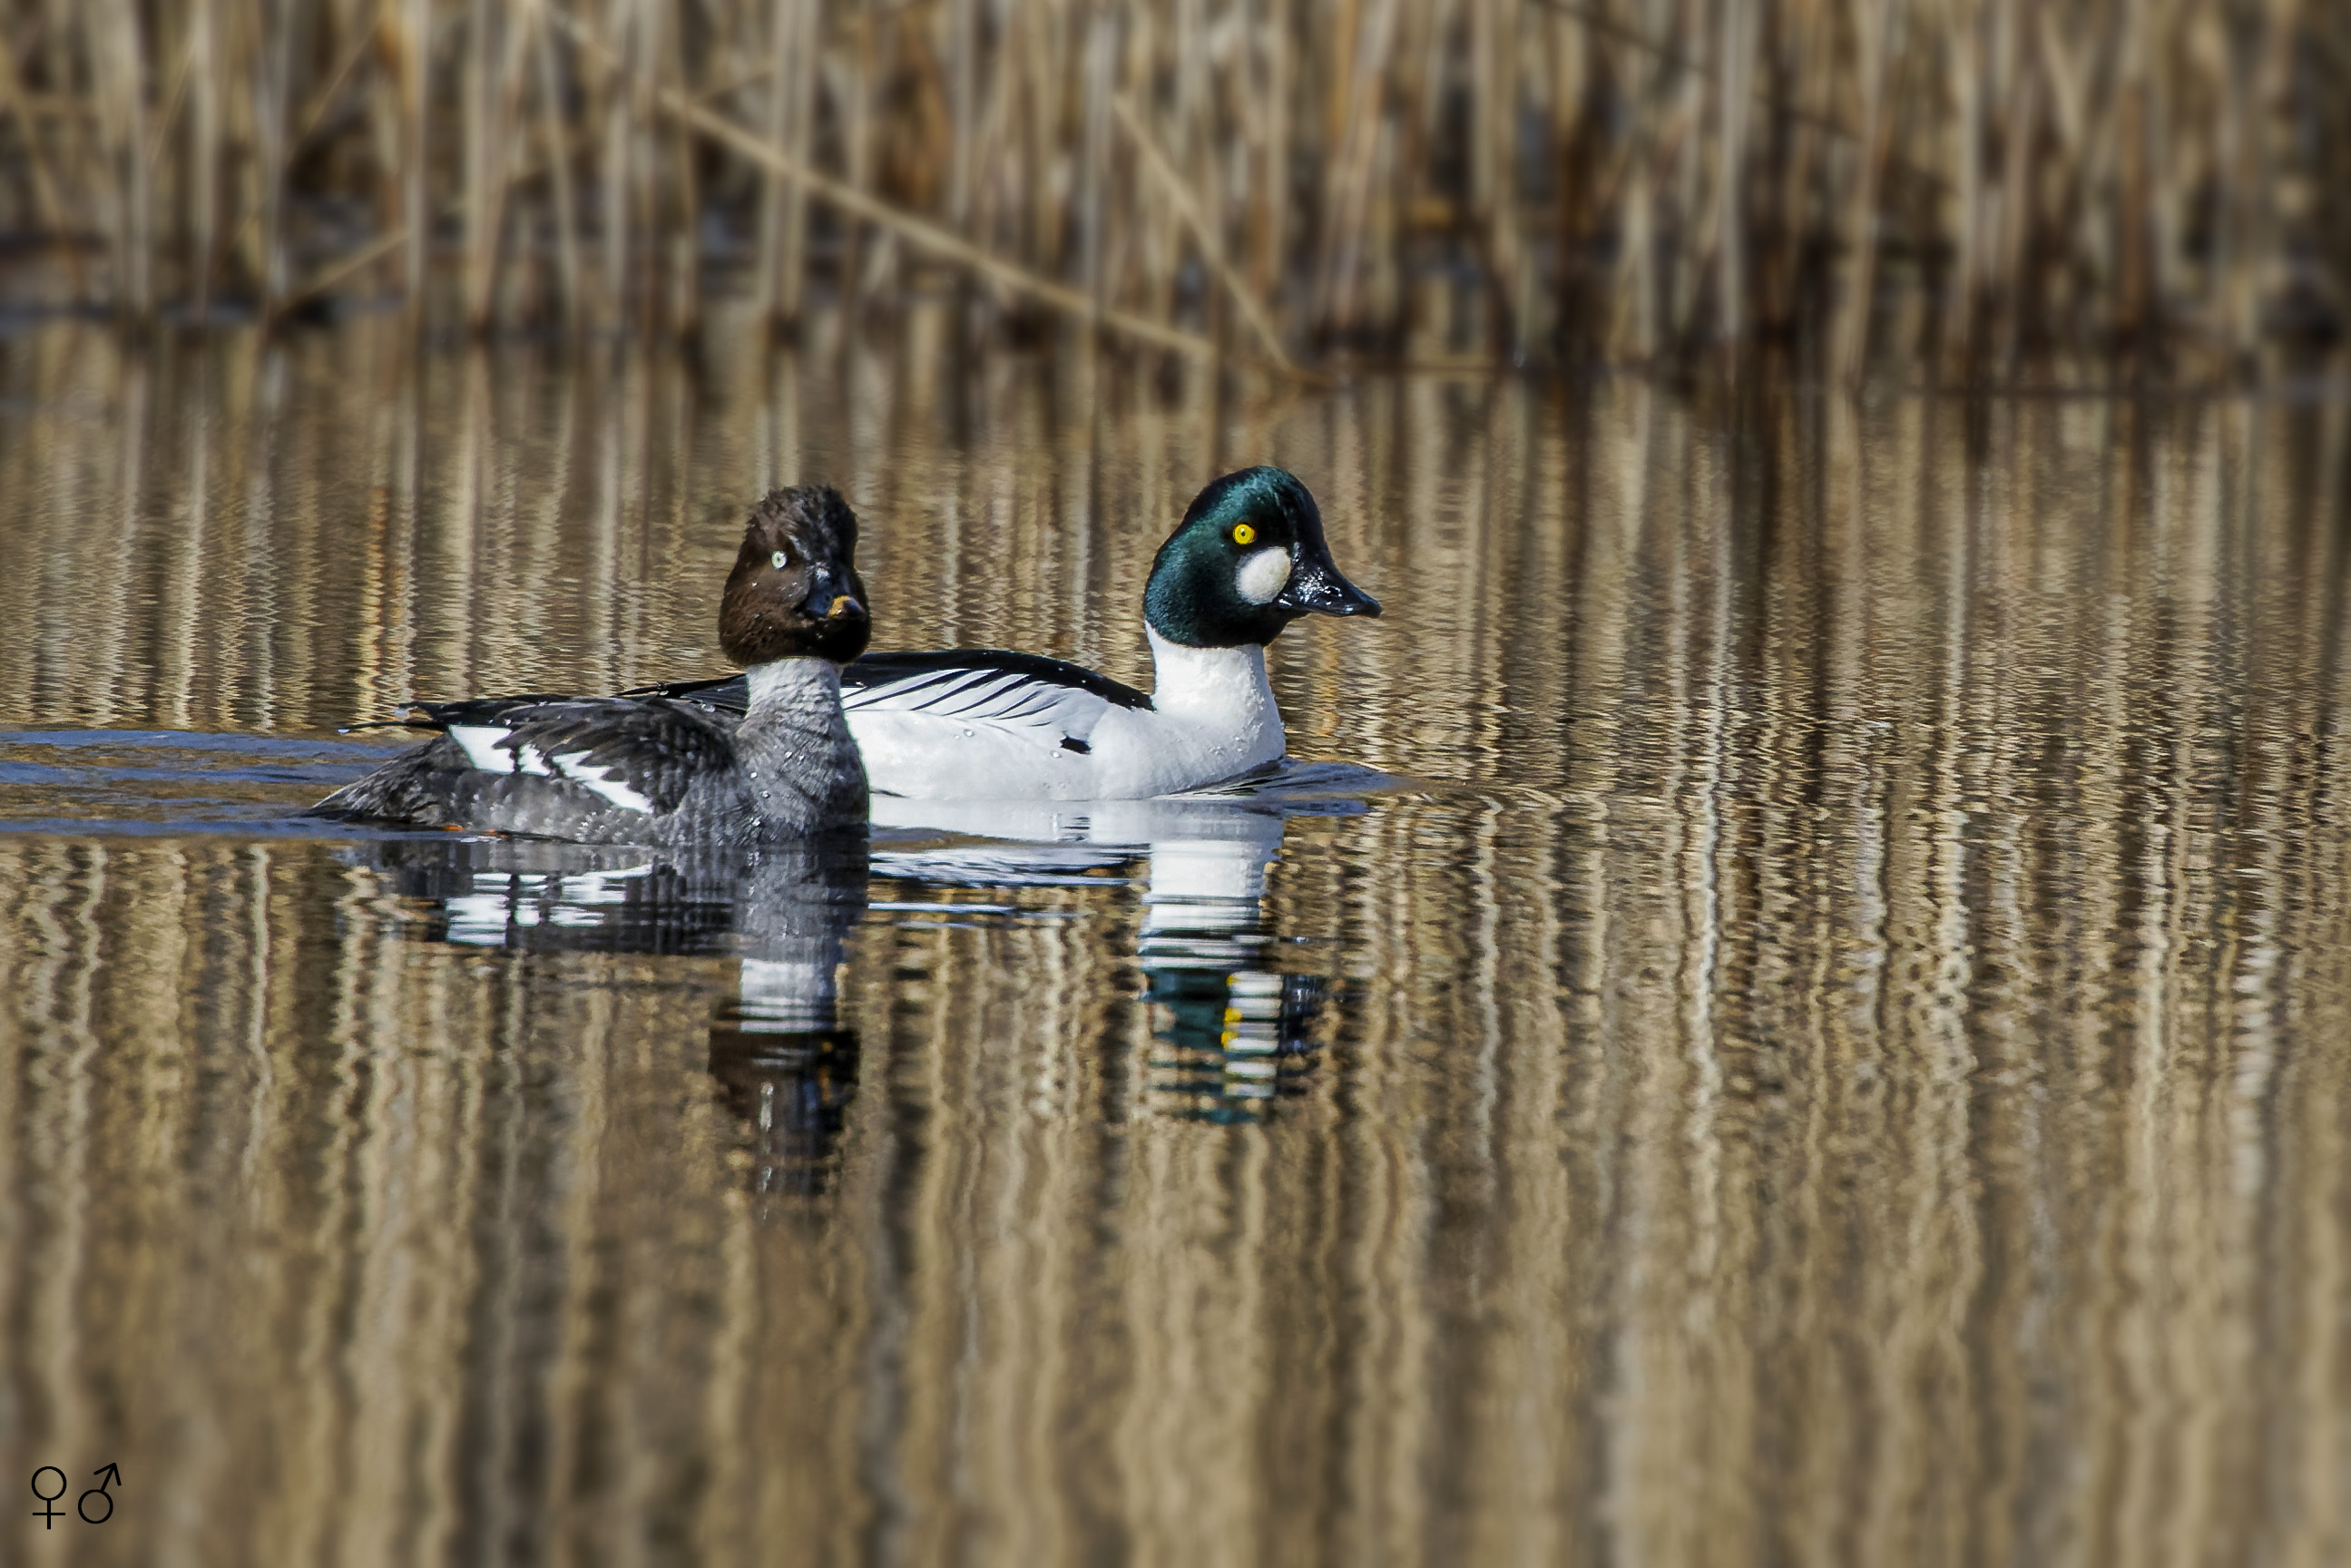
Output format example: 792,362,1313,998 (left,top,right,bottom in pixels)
29,1465,65,1527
